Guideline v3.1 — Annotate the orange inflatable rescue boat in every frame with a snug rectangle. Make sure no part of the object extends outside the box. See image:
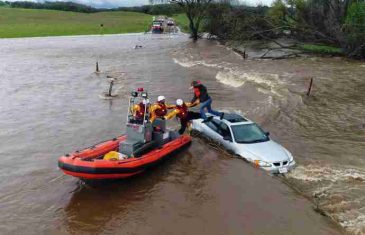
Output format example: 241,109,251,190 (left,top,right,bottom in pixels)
58,89,192,180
